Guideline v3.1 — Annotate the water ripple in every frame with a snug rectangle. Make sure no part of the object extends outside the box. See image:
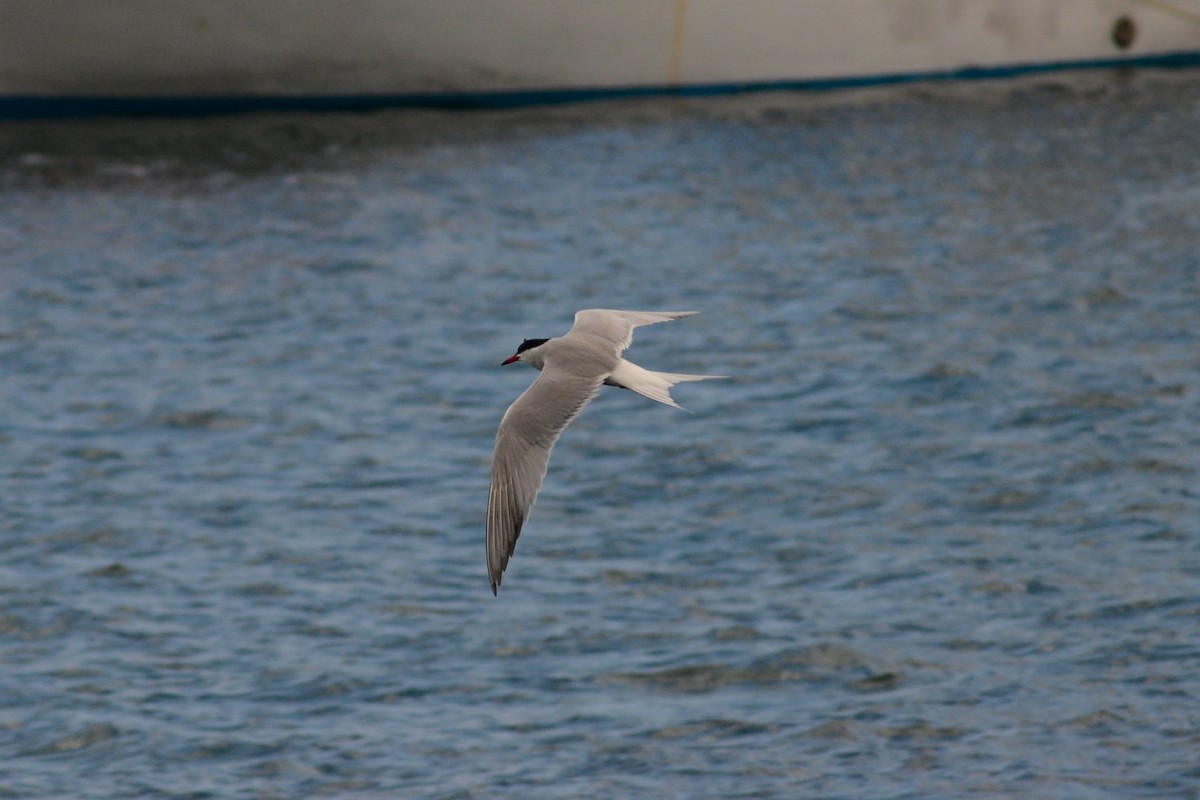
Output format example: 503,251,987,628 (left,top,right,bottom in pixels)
1,70,1199,798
